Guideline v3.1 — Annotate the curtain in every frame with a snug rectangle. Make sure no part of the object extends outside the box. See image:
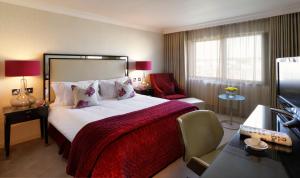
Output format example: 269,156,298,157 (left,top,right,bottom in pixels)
187,19,270,117
269,12,300,107
163,12,300,117
164,32,187,90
